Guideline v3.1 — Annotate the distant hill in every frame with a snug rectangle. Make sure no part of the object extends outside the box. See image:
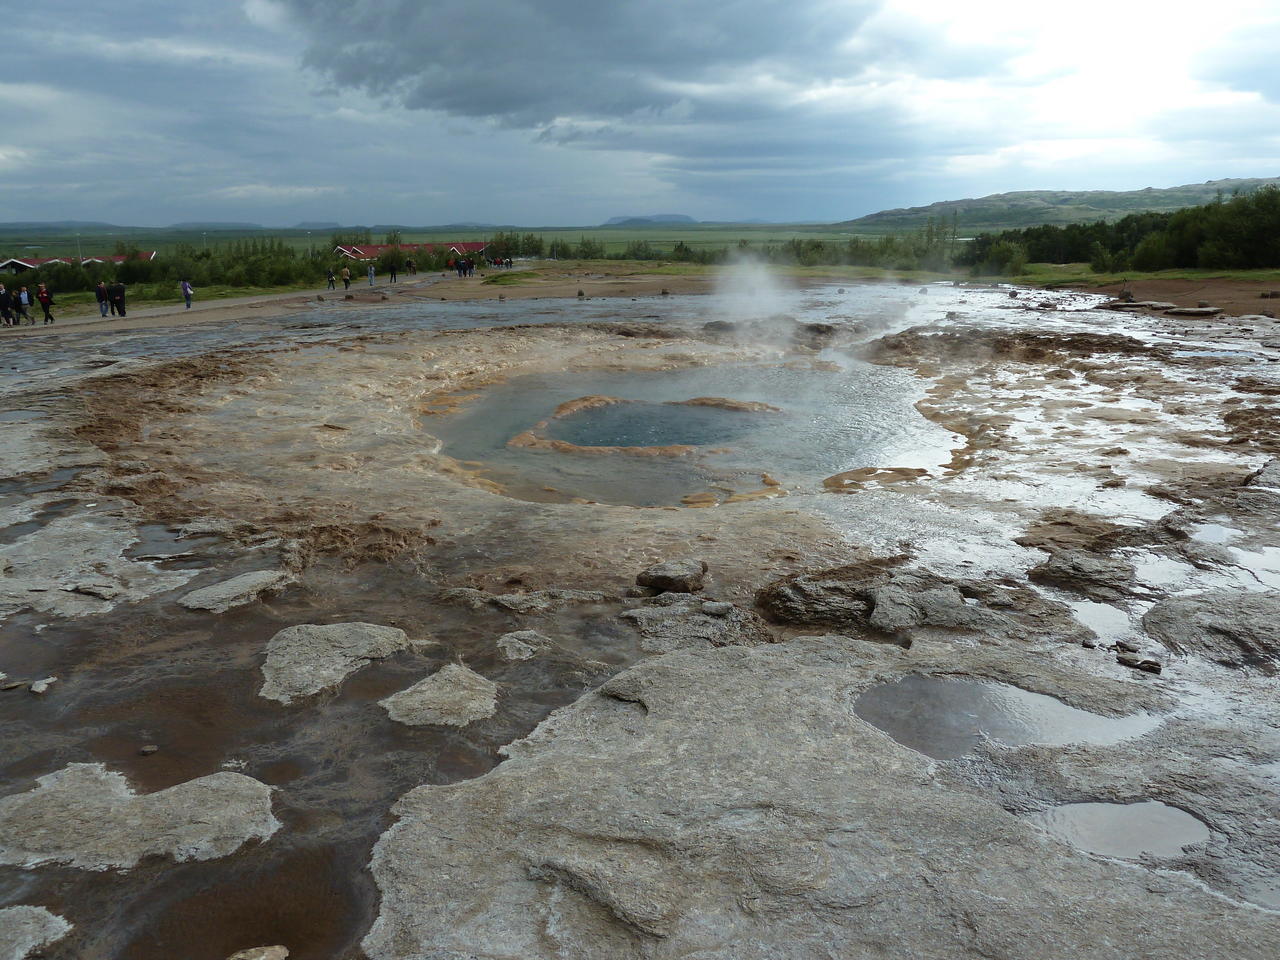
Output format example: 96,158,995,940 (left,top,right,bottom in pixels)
294,221,342,230
168,221,264,230
839,177,1280,232
603,214,698,226
0,220,120,232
